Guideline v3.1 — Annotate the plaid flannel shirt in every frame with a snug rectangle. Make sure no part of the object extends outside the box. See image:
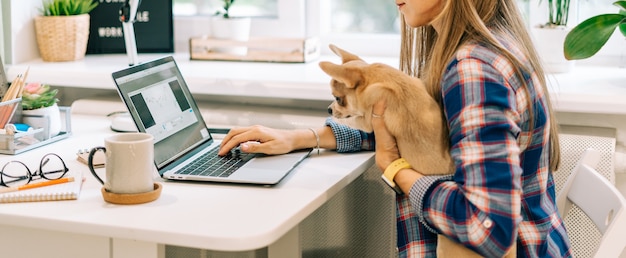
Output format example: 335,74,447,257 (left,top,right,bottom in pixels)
325,40,572,257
